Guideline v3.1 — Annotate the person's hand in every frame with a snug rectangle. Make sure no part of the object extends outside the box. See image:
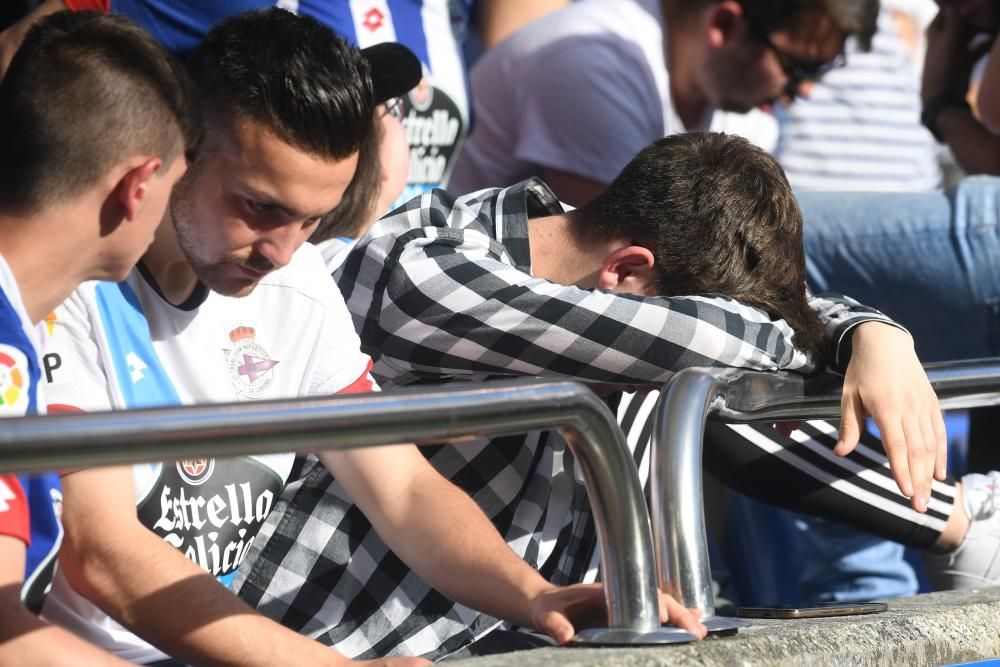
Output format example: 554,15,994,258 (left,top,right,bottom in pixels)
528,583,707,643
922,6,991,104
834,322,946,513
